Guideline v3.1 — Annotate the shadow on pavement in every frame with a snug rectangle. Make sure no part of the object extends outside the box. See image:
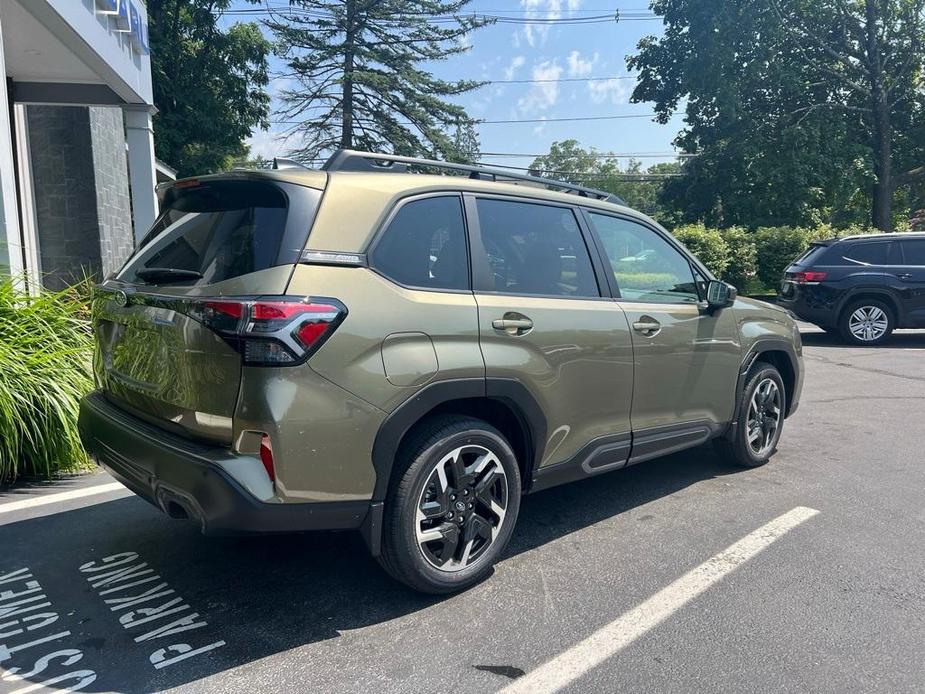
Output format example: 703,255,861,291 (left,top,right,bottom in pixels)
0,445,740,692
800,329,925,349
